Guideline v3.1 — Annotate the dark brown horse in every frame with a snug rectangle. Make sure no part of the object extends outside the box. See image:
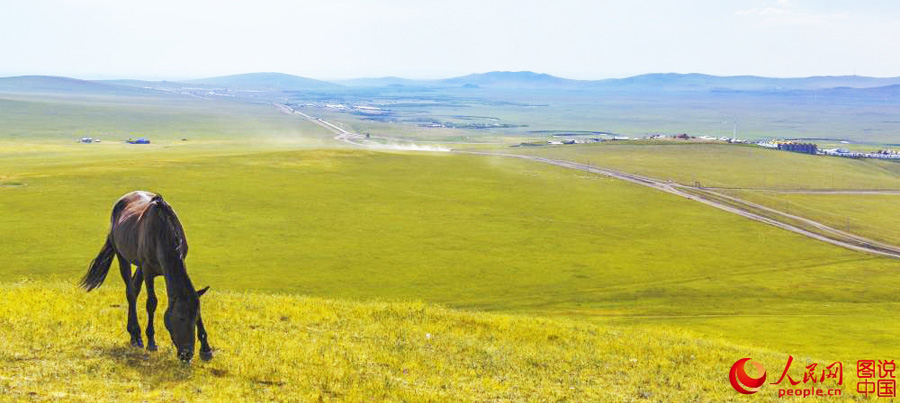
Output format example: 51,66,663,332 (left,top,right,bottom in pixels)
81,191,212,362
